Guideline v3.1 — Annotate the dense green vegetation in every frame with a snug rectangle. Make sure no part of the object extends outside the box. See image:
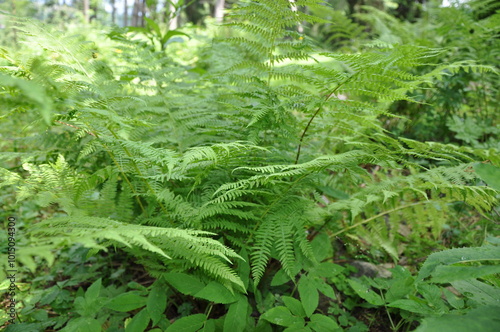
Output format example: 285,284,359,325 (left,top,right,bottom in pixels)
1,0,499,331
